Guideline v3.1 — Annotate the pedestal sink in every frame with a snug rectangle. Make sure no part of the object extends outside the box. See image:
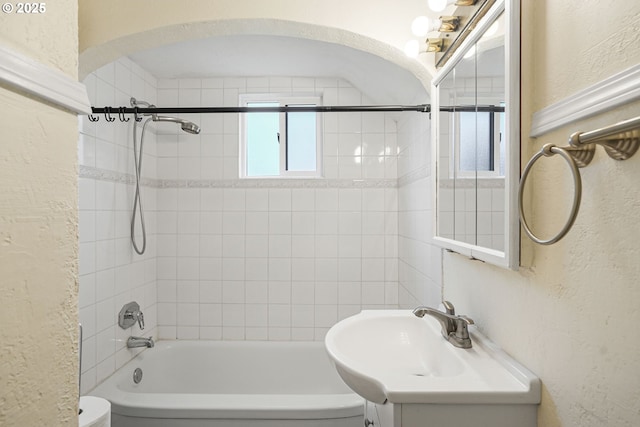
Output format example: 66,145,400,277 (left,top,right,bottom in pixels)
324,310,540,406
